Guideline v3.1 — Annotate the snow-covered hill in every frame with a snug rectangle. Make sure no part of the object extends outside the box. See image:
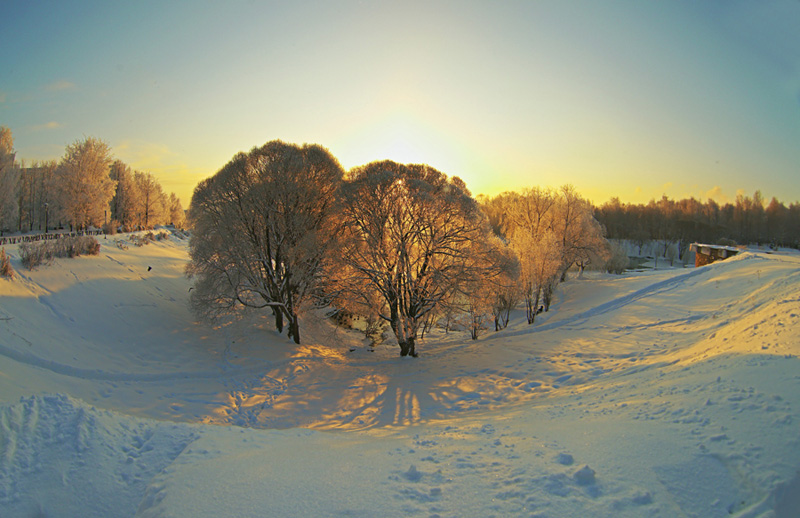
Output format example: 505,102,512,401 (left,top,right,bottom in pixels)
1,233,798,517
